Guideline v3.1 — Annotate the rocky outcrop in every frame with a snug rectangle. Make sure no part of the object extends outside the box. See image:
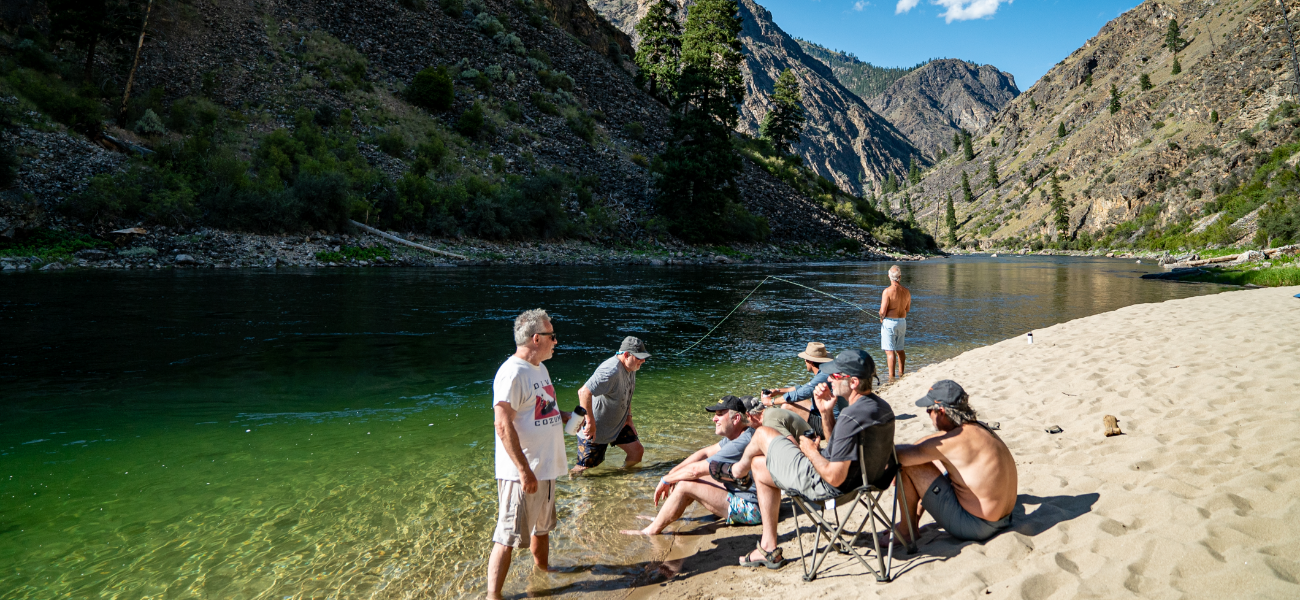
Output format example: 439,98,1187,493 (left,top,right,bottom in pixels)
903,0,1300,247
866,59,1019,160
586,0,925,193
